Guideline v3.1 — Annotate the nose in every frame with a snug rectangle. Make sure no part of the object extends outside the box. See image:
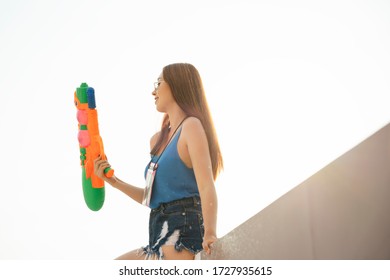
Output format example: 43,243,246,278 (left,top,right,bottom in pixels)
152,89,157,96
